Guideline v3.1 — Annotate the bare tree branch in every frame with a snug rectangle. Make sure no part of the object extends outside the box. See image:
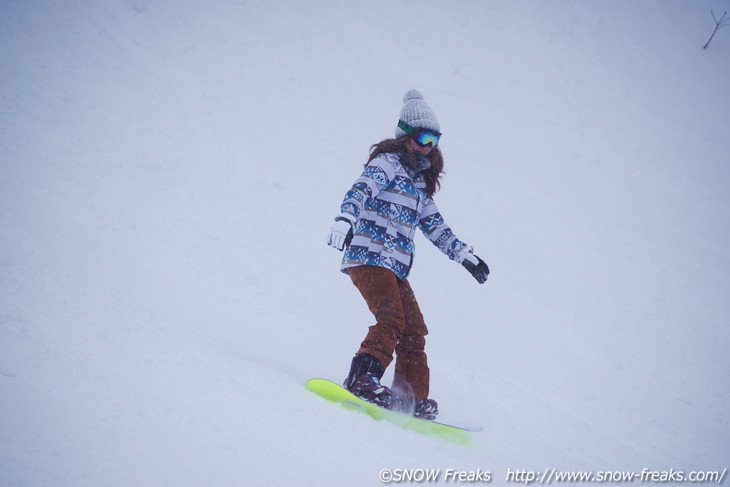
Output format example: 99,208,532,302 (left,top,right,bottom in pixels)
704,10,729,50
